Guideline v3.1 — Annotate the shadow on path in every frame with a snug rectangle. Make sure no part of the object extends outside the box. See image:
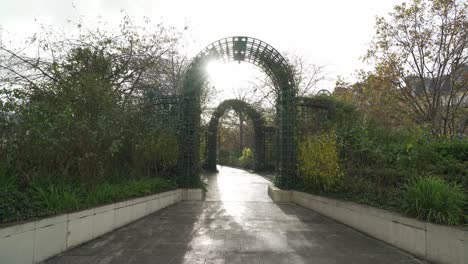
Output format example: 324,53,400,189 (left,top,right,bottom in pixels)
48,166,425,264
